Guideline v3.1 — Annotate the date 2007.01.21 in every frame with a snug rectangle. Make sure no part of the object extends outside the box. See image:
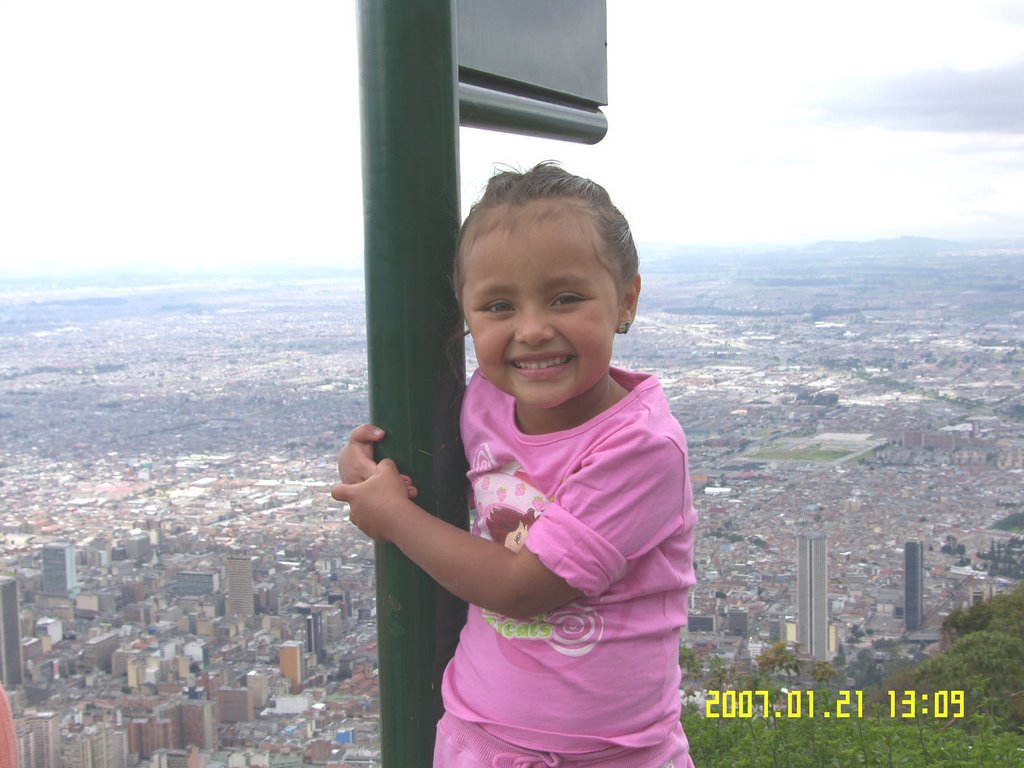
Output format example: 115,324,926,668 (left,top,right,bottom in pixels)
704,689,966,720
